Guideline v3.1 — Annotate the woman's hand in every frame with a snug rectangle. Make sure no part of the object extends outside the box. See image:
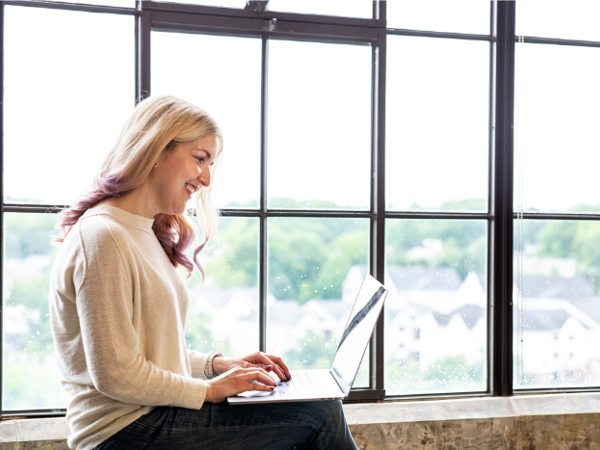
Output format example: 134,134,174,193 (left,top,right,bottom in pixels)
205,366,277,403
212,351,291,382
